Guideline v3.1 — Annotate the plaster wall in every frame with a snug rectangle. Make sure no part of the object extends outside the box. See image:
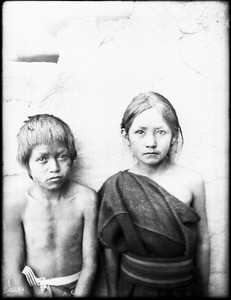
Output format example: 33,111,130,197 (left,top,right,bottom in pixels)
3,1,229,297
